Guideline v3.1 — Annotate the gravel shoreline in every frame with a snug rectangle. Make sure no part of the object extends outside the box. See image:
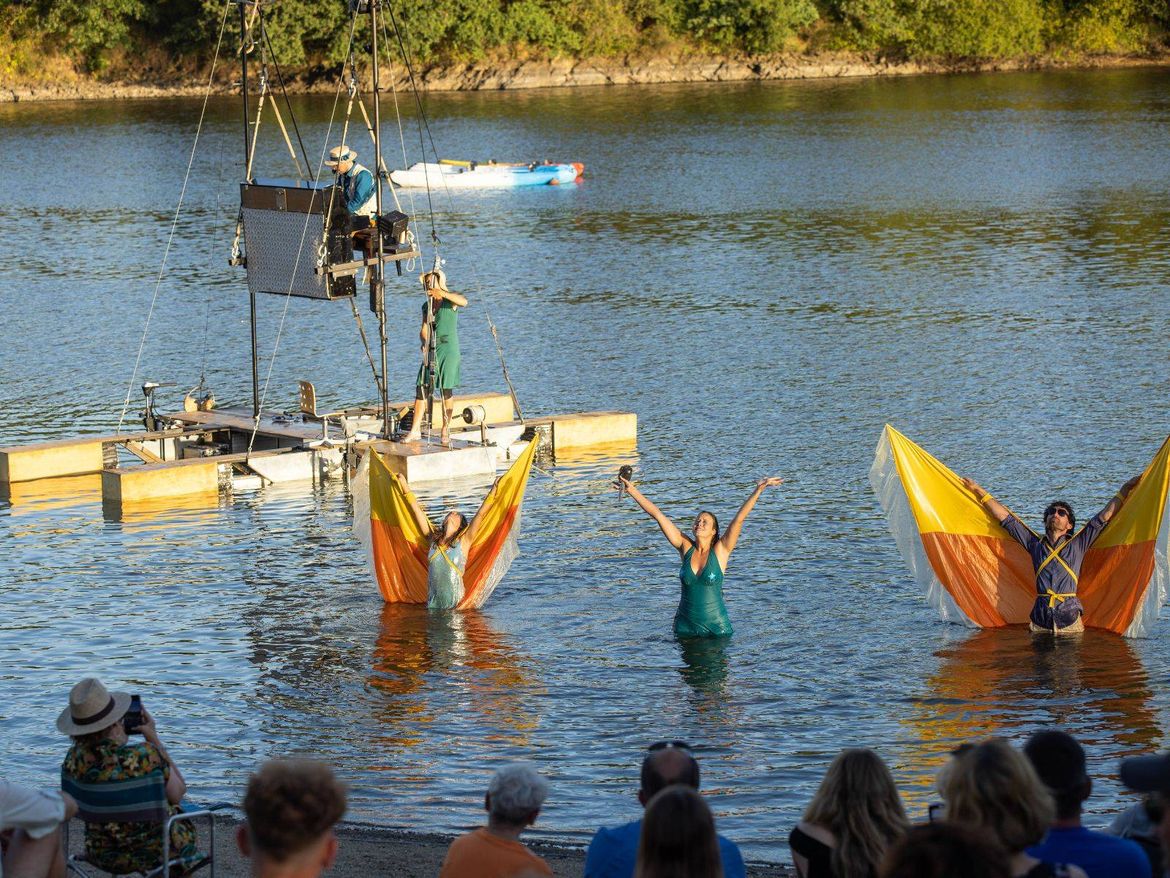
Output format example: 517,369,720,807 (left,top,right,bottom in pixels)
4,52,1169,103
62,814,794,876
